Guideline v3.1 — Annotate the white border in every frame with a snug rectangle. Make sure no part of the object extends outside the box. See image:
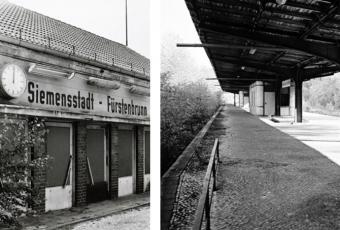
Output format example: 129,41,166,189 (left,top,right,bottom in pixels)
150,0,160,228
